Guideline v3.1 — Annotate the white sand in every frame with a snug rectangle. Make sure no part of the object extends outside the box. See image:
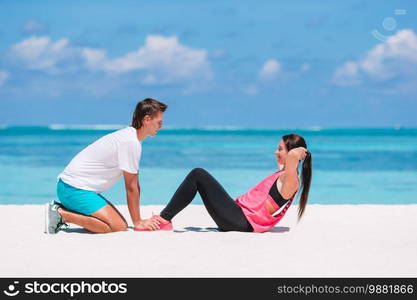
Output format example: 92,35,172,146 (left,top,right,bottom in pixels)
0,204,416,277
